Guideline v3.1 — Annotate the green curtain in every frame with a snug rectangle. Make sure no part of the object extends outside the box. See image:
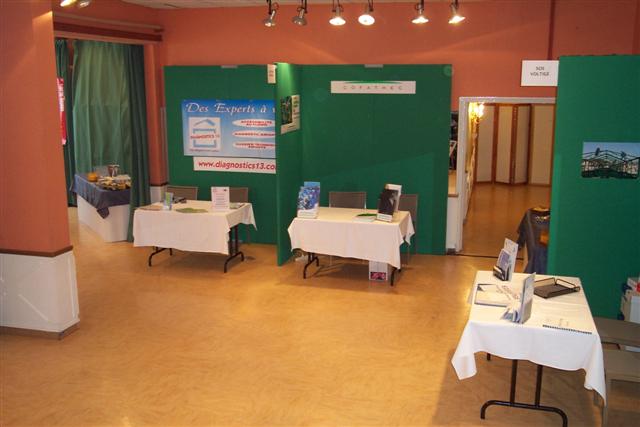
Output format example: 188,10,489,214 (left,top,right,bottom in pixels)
55,39,76,205
73,41,132,174
72,40,150,241
123,44,150,241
